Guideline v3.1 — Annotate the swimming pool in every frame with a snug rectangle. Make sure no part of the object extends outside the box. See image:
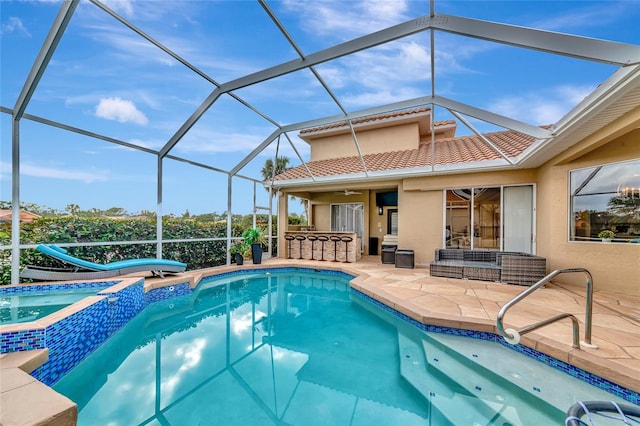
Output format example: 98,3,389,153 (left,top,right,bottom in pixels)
53,270,634,425
0,286,106,325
